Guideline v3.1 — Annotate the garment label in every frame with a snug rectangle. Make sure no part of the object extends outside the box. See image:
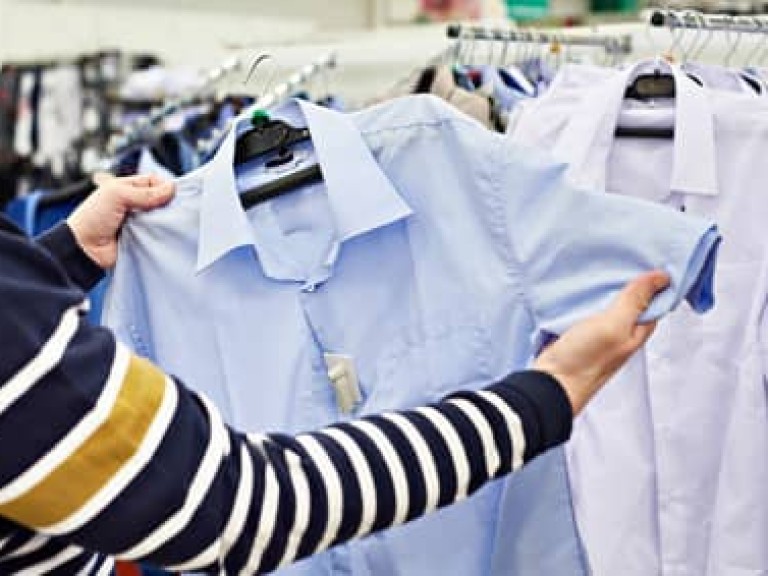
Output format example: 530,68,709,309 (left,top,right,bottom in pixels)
324,353,362,414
